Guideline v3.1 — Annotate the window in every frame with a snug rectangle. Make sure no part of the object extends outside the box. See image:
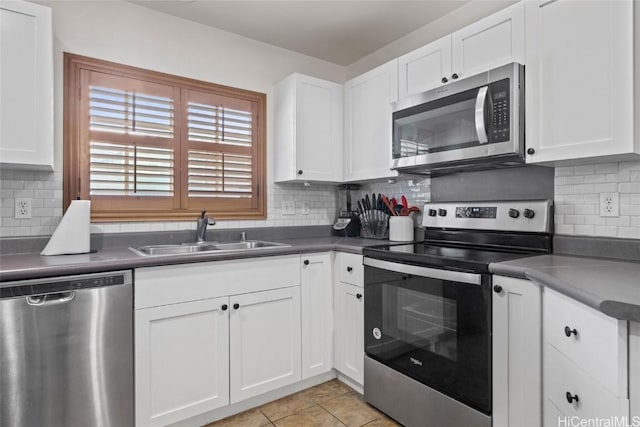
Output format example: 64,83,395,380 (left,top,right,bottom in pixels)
64,53,266,221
